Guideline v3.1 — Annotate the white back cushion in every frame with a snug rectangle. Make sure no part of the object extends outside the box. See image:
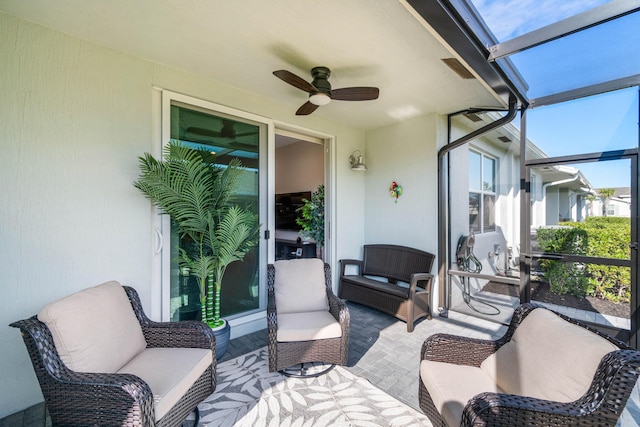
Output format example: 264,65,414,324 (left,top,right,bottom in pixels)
480,307,619,402
38,281,147,373
274,259,329,314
